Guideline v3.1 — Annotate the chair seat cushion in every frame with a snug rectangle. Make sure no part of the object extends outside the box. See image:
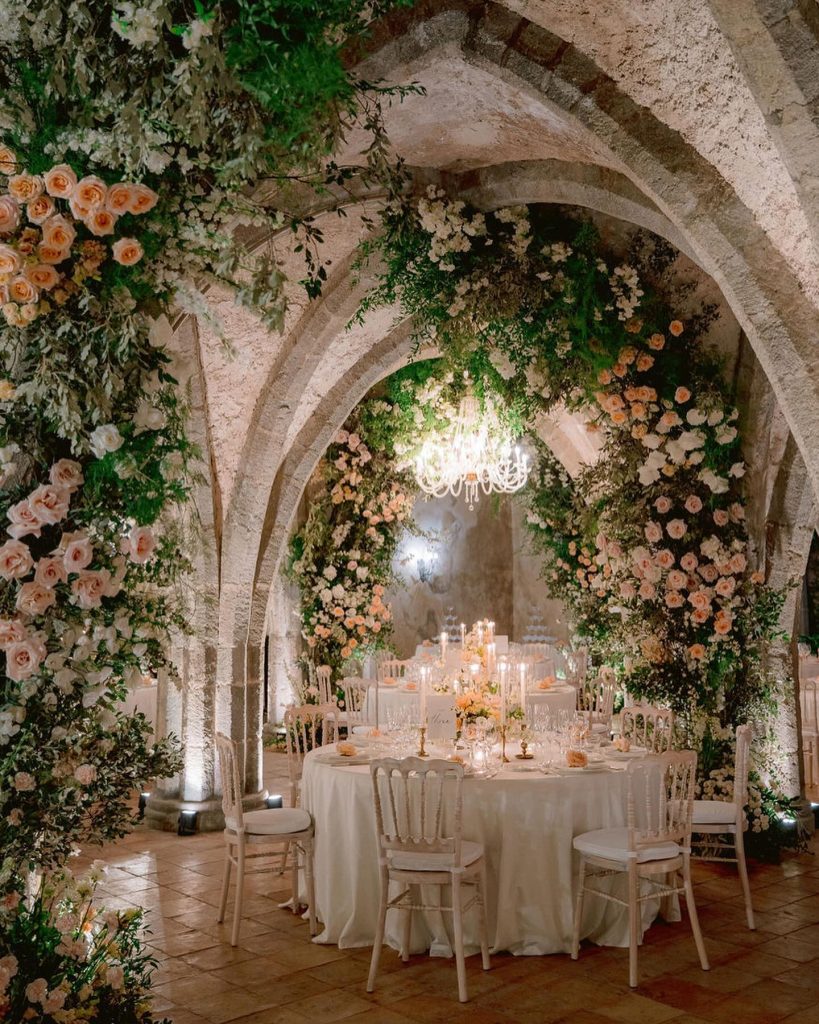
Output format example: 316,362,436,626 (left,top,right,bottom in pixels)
241,807,312,836
389,840,483,872
573,827,680,863
691,799,737,825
